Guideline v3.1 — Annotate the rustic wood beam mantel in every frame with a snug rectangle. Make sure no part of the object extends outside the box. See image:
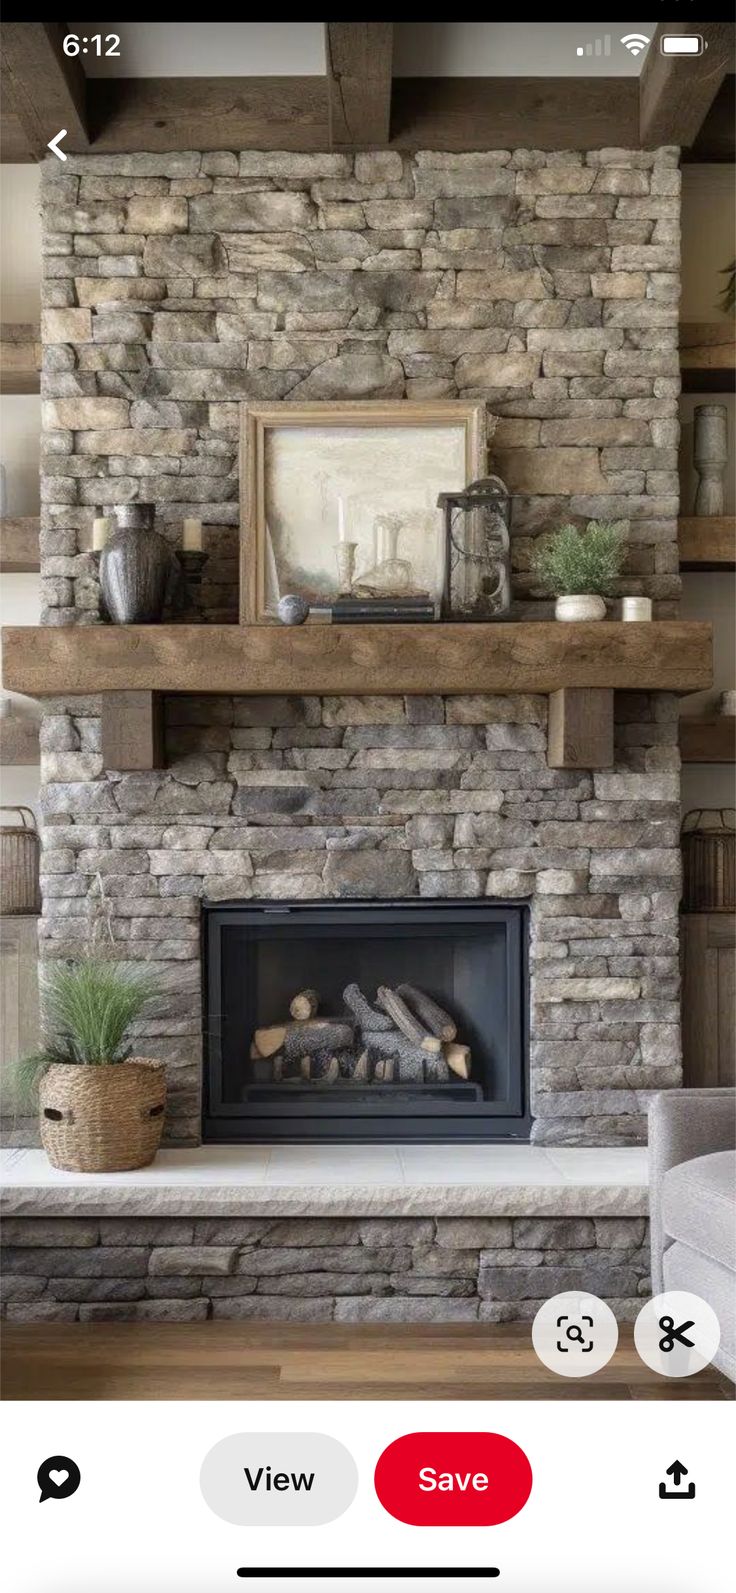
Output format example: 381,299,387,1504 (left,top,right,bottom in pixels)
0,22,89,159
2,621,712,698
325,22,393,147
640,22,734,148
1,622,712,773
